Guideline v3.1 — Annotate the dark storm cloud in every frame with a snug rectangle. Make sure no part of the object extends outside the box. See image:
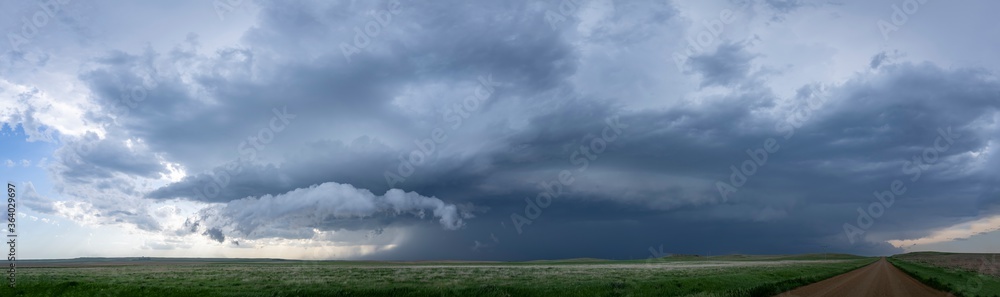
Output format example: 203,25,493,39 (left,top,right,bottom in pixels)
55,0,580,244
146,162,288,203
870,52,889,69
40,0,1000,259
147,137,401,202
366,62,999,260
68,0,577,178
203,228,225,243
687,42,757,88
51,130,167,181
151,59,999,259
